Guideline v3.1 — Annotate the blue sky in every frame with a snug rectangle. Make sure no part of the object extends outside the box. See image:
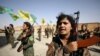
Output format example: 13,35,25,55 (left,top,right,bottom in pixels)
0,0,100,29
